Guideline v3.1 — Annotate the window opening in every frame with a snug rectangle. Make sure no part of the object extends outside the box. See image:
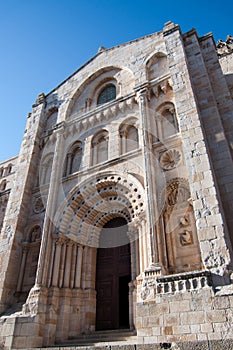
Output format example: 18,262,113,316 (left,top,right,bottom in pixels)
97,84,116,105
